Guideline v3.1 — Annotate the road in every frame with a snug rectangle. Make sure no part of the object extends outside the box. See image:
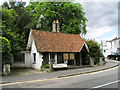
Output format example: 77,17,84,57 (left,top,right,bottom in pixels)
1,65,119,89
